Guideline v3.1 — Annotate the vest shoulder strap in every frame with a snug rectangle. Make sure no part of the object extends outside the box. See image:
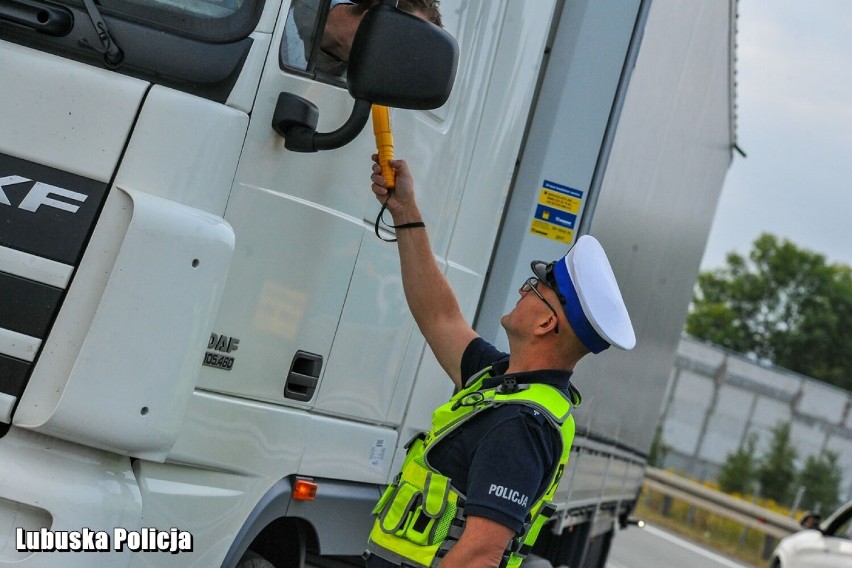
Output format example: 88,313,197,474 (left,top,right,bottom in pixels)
424,368,574,457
